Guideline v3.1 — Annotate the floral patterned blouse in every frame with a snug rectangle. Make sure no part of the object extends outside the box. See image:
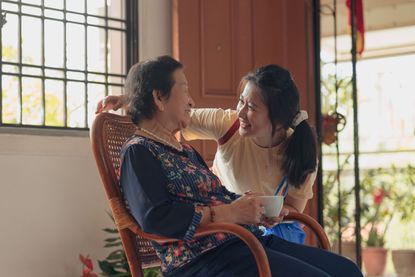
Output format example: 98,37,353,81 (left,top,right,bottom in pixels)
119,135,261,275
